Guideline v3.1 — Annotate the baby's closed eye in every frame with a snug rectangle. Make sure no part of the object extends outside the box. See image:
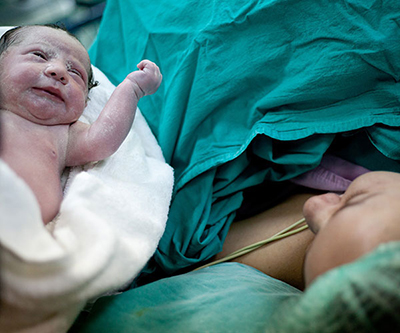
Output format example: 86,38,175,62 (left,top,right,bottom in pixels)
31,51,47,60
67,63,83,78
